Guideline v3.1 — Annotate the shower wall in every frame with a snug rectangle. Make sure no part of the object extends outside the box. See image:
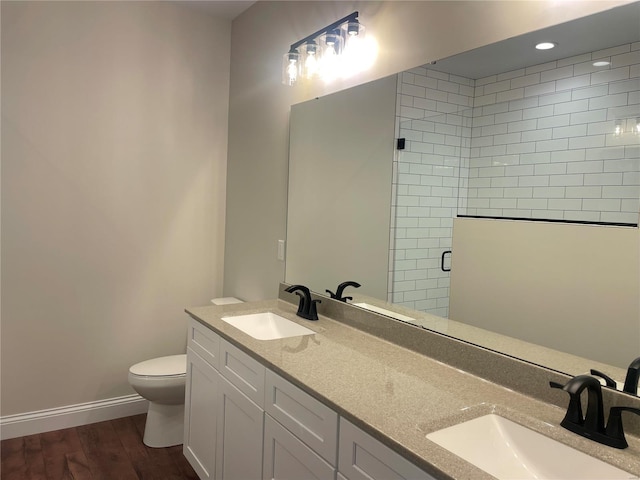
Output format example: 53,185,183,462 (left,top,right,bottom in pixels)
391,68,473,317
391,41,639,317
467,42,639,224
